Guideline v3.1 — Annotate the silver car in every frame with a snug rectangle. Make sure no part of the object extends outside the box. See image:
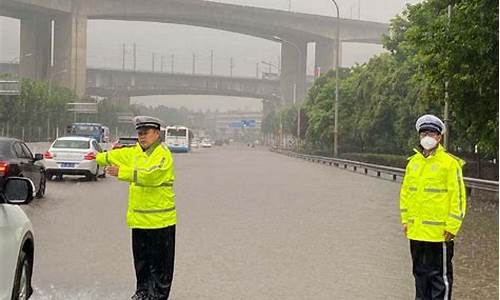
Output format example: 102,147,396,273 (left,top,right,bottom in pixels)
43,136,105,181
0,177,36,300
